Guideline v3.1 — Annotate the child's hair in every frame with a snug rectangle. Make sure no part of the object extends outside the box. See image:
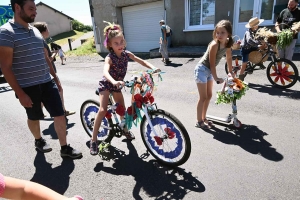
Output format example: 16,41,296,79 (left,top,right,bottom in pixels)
33,22,48,33
50,42,61,50
212,20,234,48
103,21,124,52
